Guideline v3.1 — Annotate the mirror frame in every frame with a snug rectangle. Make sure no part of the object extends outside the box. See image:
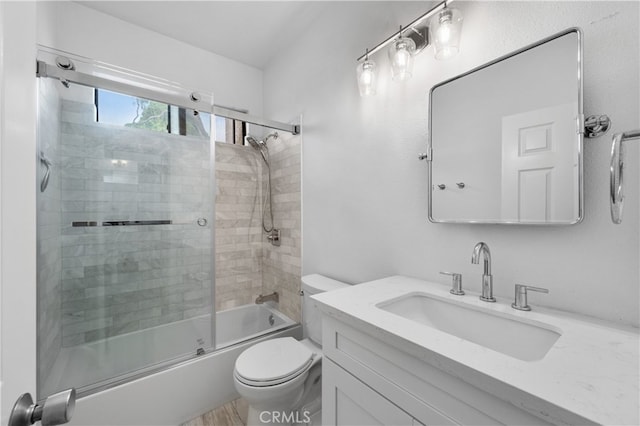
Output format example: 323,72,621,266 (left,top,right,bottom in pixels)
427,28,584,225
